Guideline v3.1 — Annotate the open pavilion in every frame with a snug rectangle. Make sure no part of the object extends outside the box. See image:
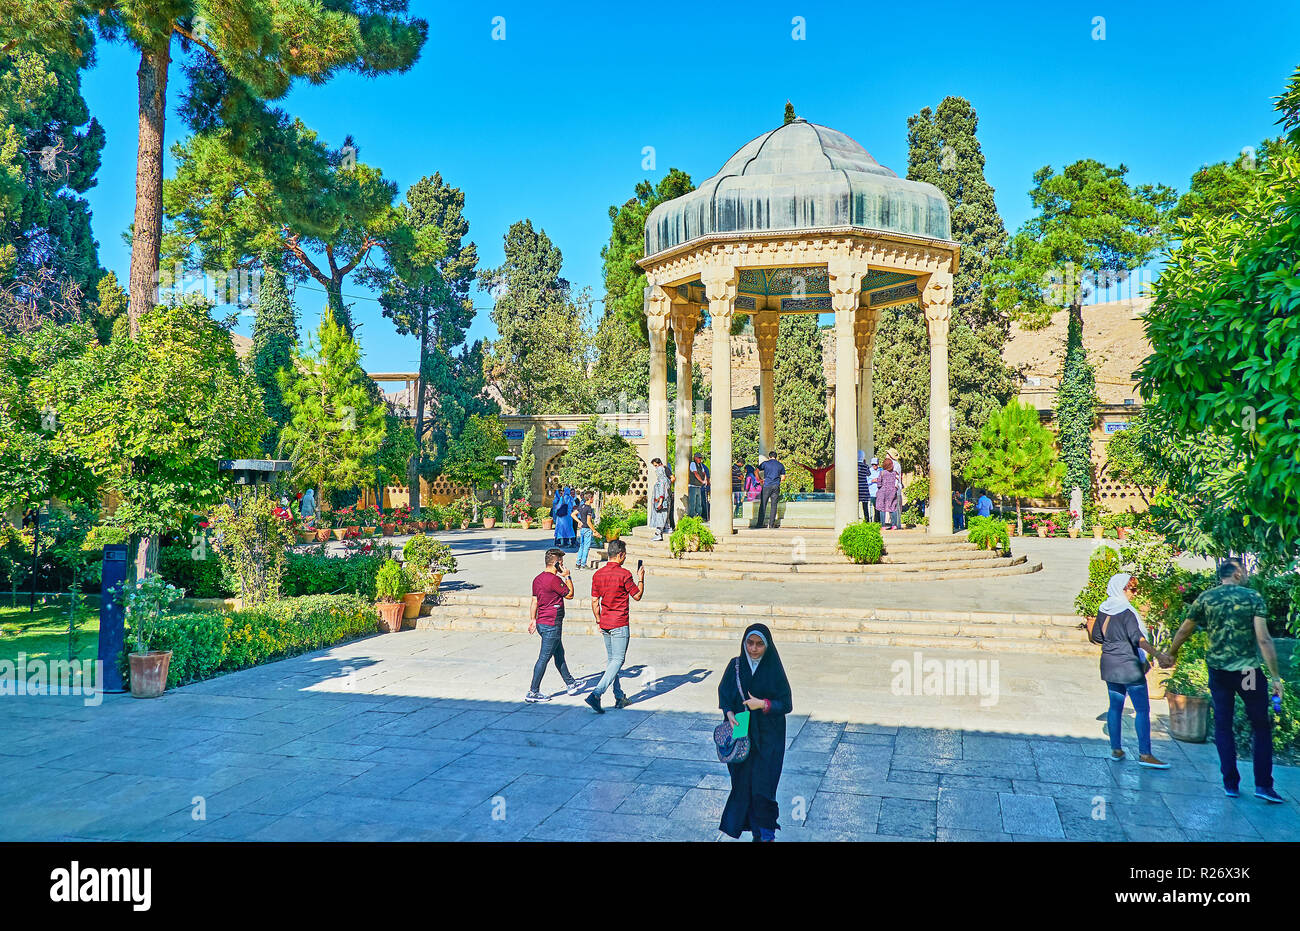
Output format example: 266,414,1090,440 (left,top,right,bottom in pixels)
637,118,961,536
